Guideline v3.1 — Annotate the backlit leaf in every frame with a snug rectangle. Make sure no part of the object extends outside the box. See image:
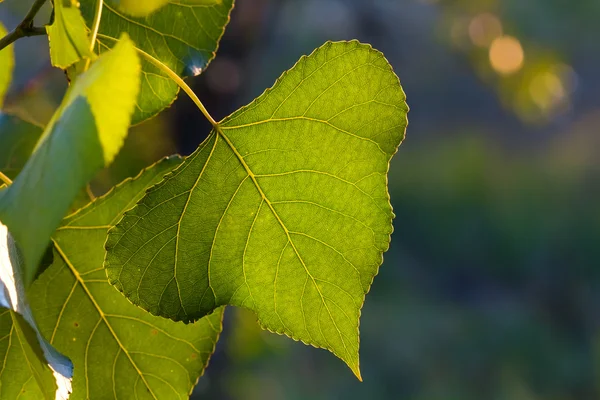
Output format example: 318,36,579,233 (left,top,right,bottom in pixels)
105,41,408,378
29,157,224,399
0,308,55,399
47,0,94,69
80,0,233,123
0,36,141,286
0,221,73,400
